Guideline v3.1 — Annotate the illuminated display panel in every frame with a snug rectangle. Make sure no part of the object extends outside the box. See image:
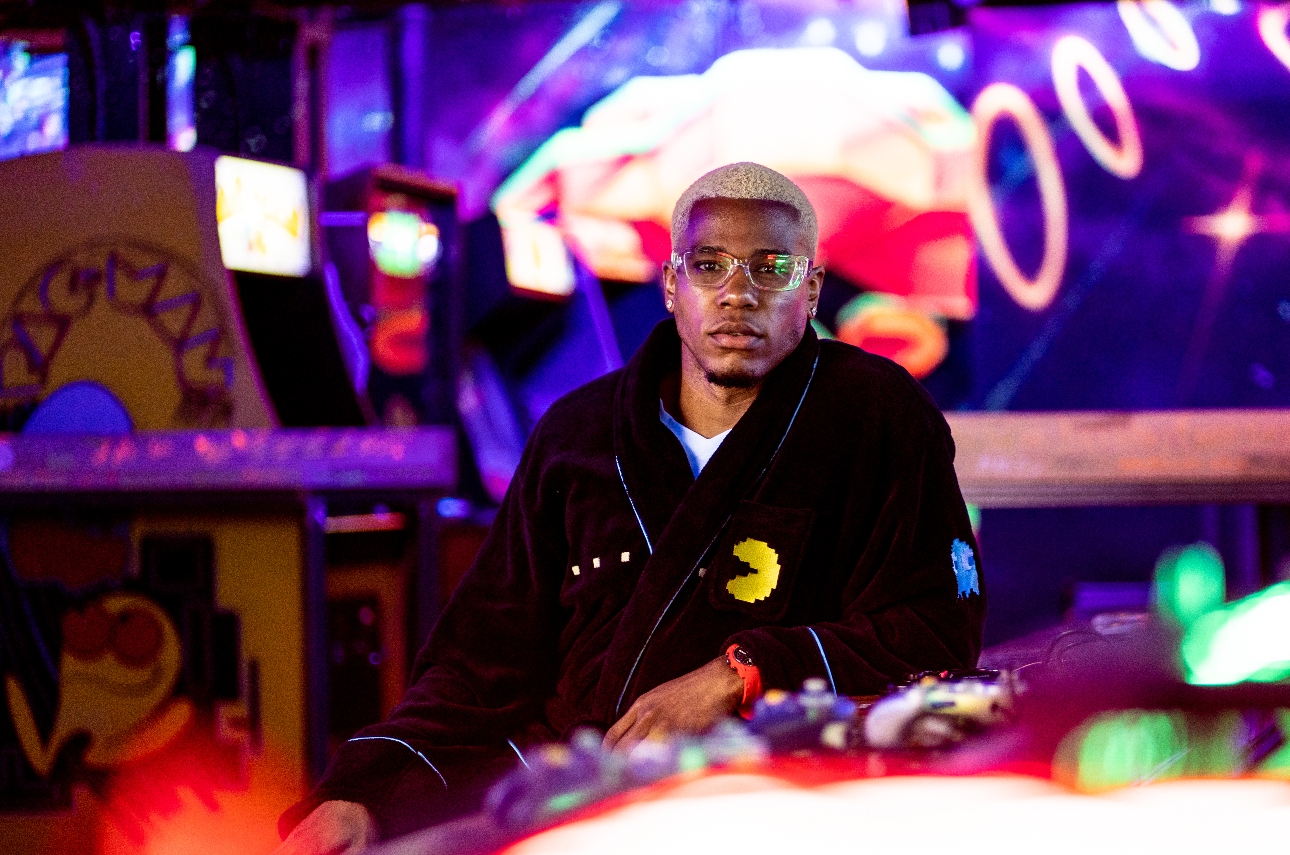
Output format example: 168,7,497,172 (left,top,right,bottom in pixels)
0,42,67,162
215,155,312,277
